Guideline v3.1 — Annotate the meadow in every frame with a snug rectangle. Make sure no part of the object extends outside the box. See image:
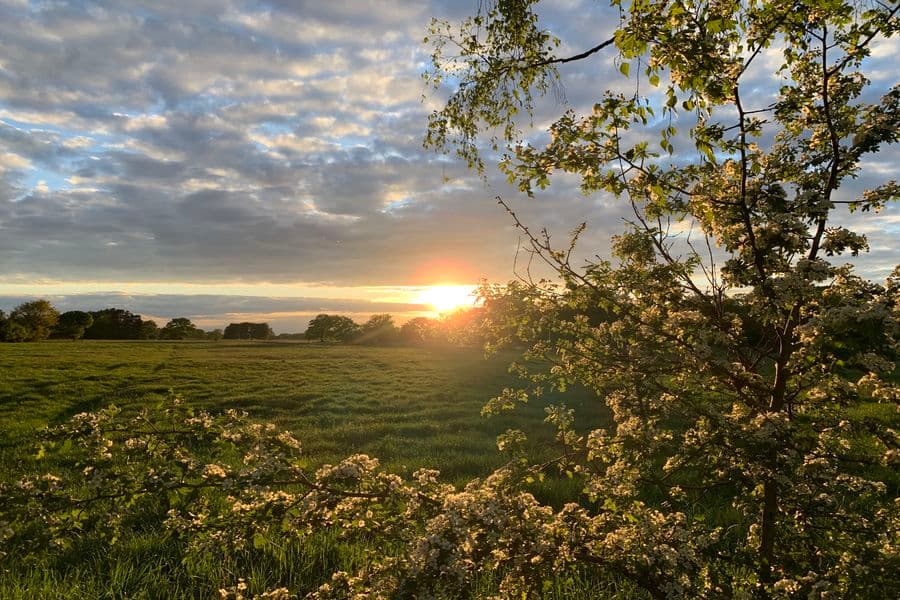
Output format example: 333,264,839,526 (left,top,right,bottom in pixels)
0,341,611,598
